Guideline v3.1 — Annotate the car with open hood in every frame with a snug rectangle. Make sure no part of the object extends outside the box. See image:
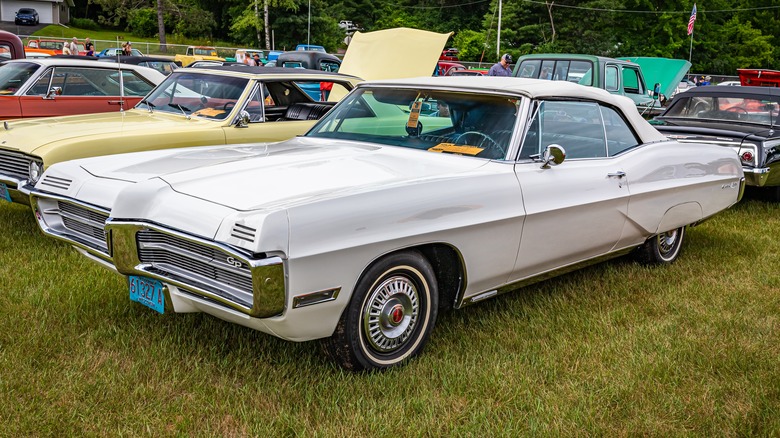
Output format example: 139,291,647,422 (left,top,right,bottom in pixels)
0,58,165,119
652,85,780,200
29,76,744,371
0,27,450,207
